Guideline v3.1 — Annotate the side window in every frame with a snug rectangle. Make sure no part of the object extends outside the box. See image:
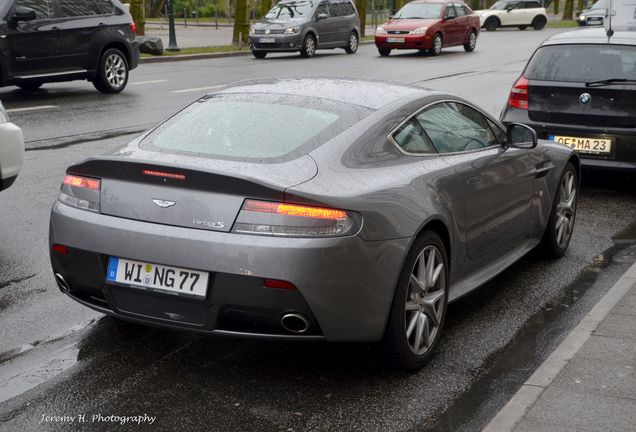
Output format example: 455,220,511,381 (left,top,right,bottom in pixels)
454,3,467,16
344,1,355,15
316,2,330,17
330,0,344,16
16,0,53,18
88,0,113,14
487,118,507,144
59,0,89,16
526,1,541,8
415,102,499,154
507,2,520,9
392,118,436,154
444,5,456,18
